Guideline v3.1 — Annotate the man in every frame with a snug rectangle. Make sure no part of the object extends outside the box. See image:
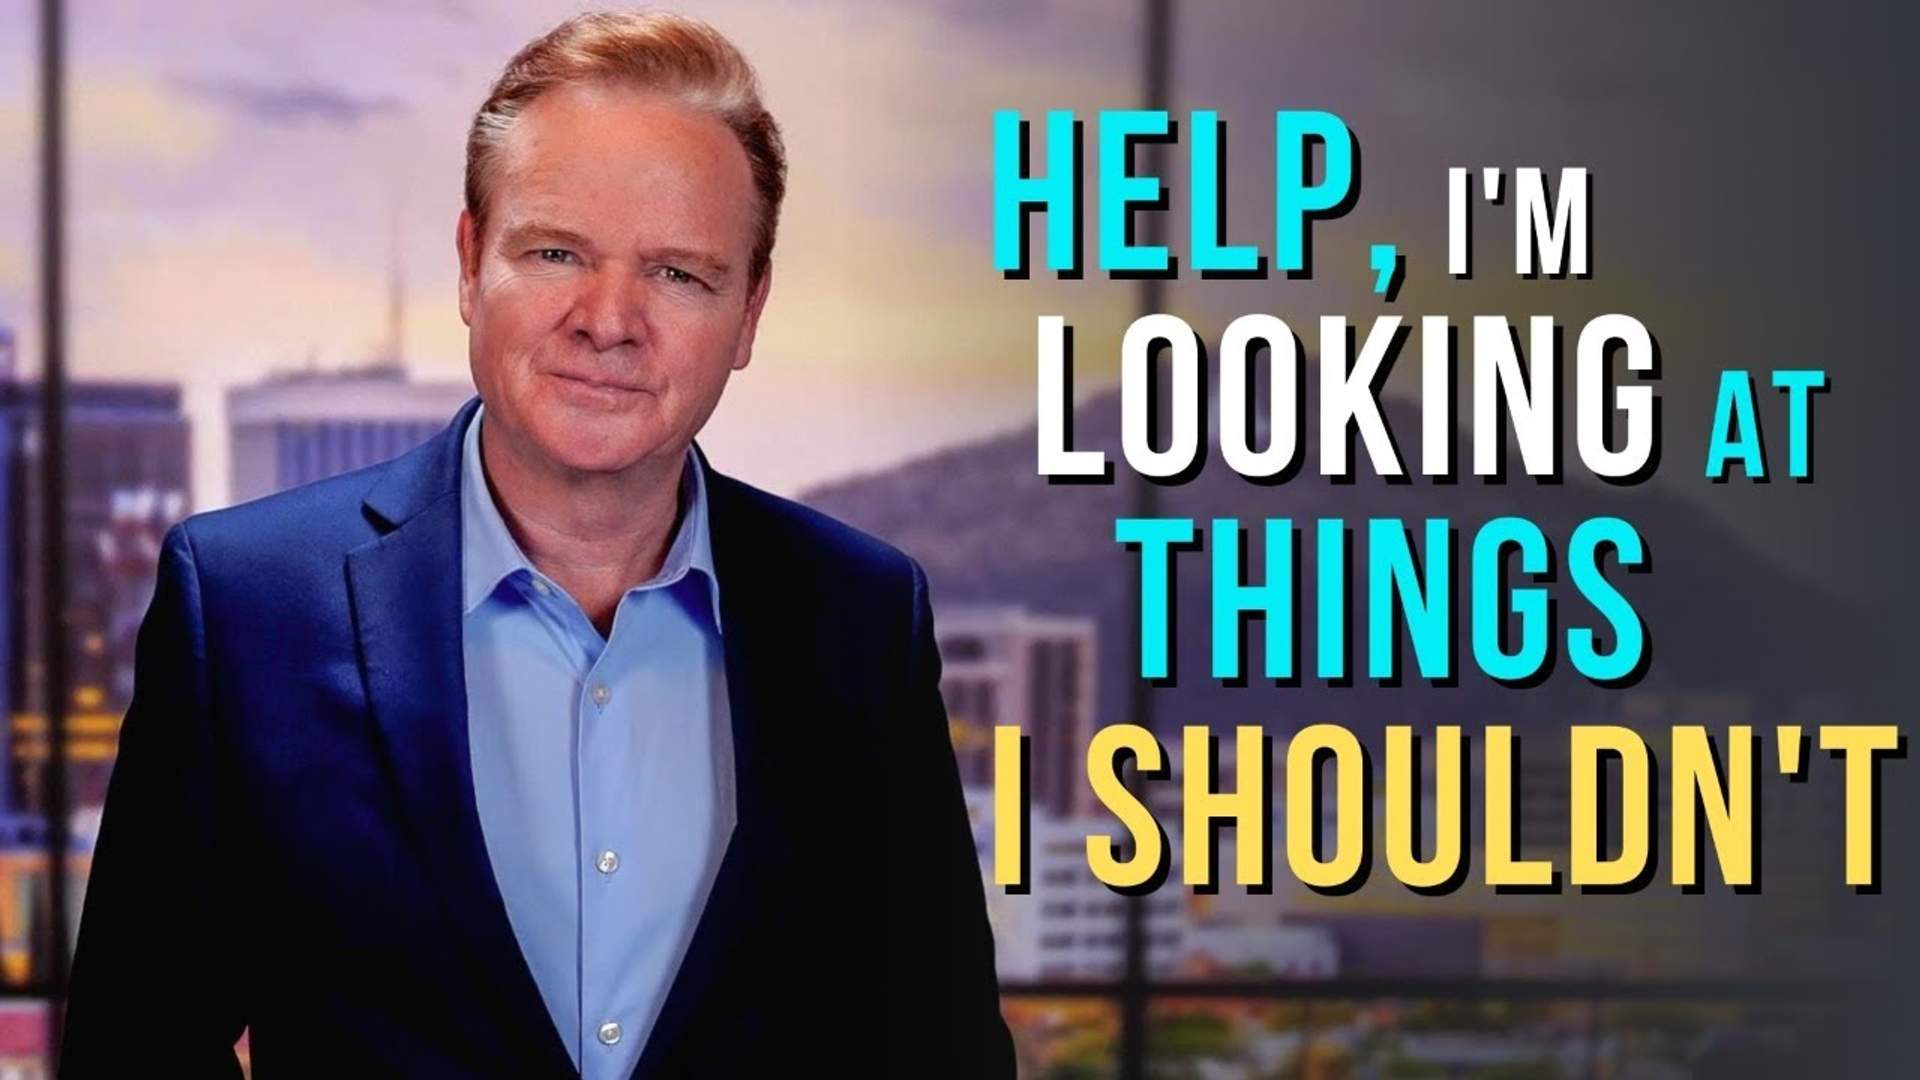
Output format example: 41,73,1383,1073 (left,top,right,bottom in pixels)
61,10,1014,1078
